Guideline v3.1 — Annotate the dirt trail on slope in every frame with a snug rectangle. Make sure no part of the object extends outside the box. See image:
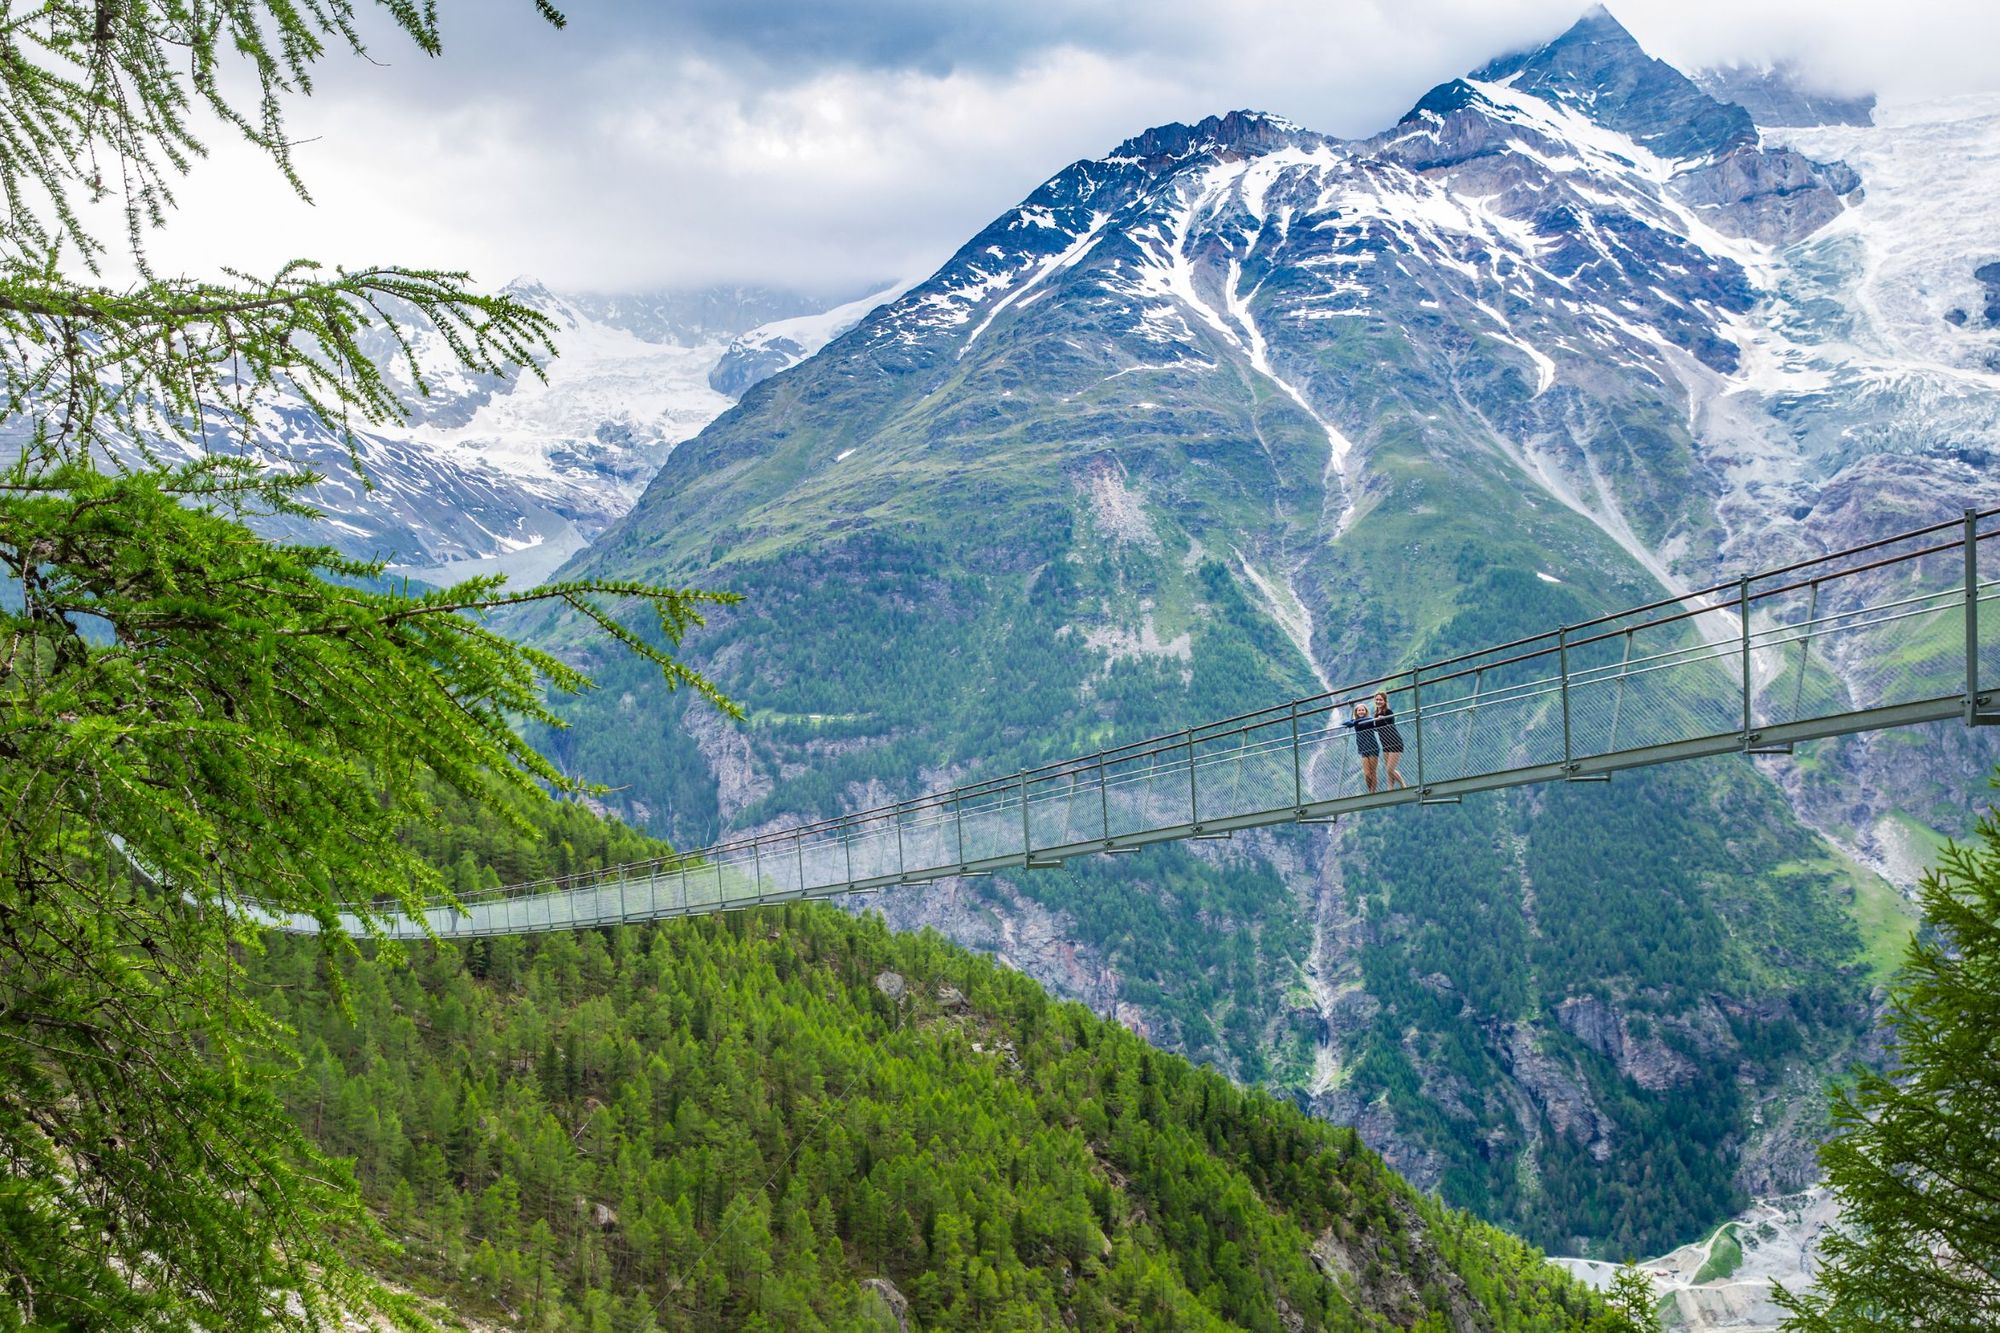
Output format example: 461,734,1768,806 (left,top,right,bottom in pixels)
1553,1189,1841,1332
